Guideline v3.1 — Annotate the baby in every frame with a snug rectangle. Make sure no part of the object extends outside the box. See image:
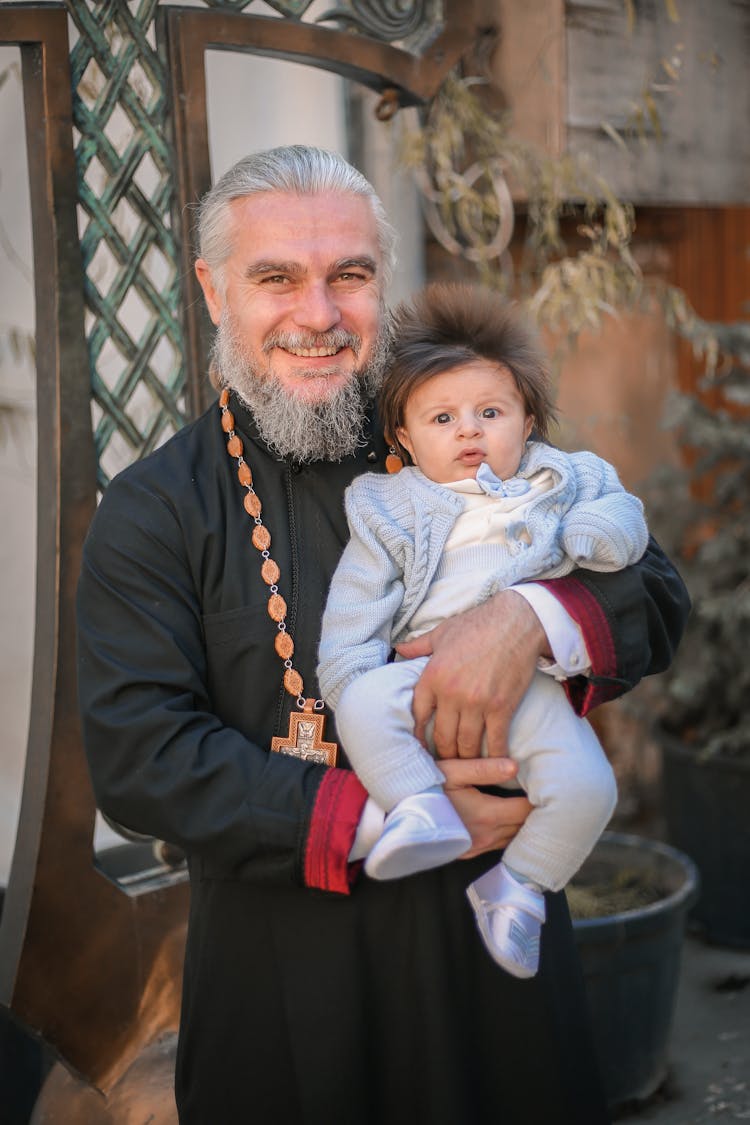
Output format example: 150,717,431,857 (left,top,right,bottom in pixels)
317,283,648,978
